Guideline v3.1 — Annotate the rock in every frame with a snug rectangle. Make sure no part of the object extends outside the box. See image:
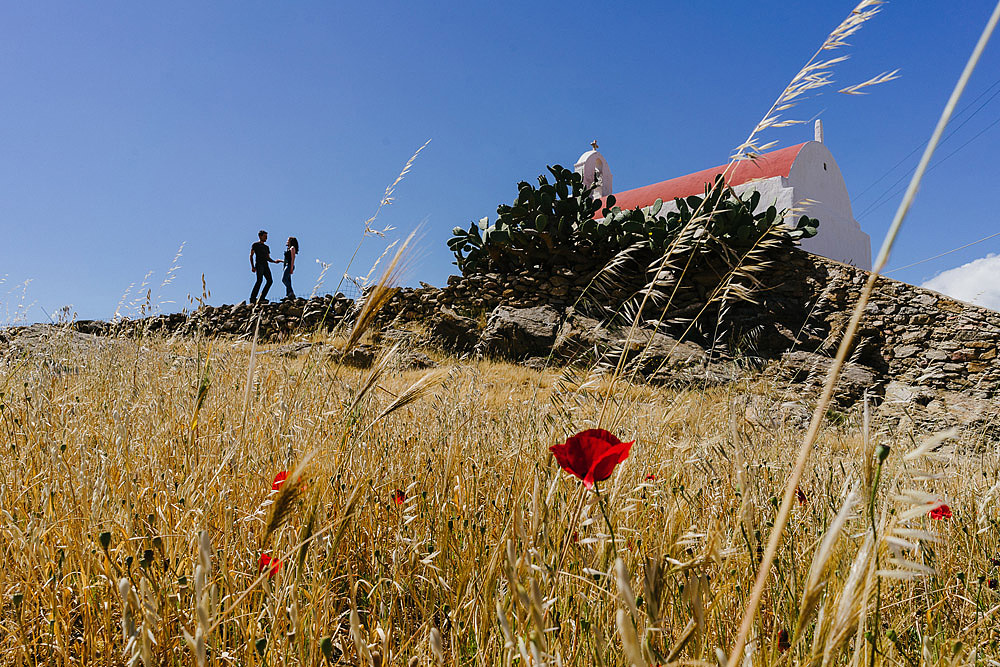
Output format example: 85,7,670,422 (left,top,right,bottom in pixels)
552,313,616,360
523,356,549,371
882,380,933,407
743,321,799,356
2,323,103,357
427,308,480,353
73,320,108,336
743,394,813,430
775,350,881,406
478,305,563,360
337,345,376,368
646,359,741,388
1,323,105,374
598,327,737,387
879,381,1000,436
398,350,437,370
894,345,921,359
625,329,708,371
261,341,315,357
